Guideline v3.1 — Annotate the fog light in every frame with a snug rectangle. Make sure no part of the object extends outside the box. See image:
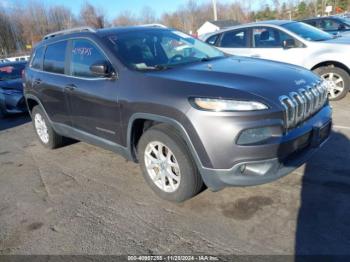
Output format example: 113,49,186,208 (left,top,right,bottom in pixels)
237,127,273,145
